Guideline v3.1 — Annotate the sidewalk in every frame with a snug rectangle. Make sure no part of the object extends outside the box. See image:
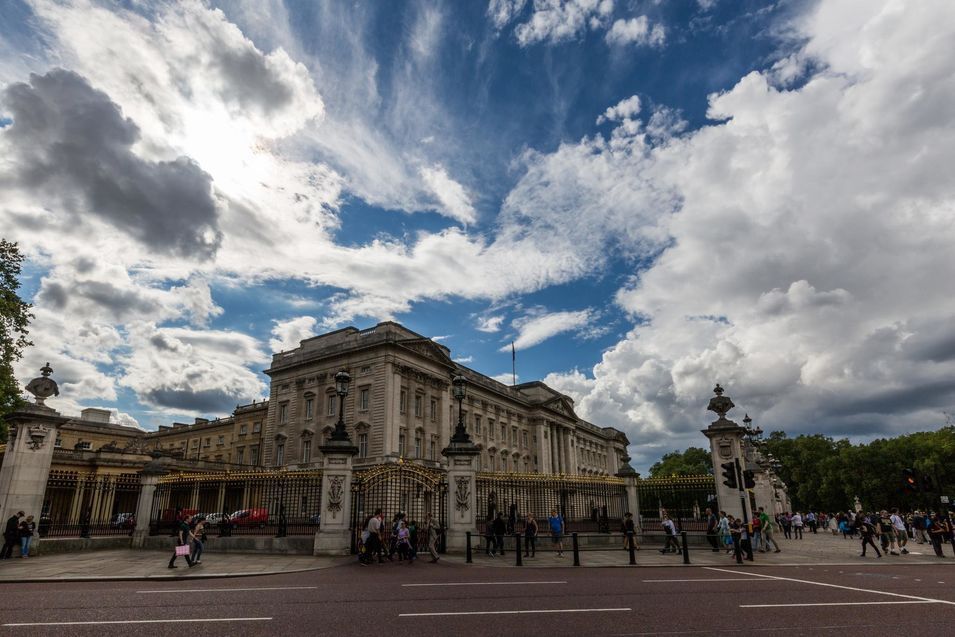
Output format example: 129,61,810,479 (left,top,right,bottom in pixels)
444,531,955,568
1,532,952,581
0,550,350,582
